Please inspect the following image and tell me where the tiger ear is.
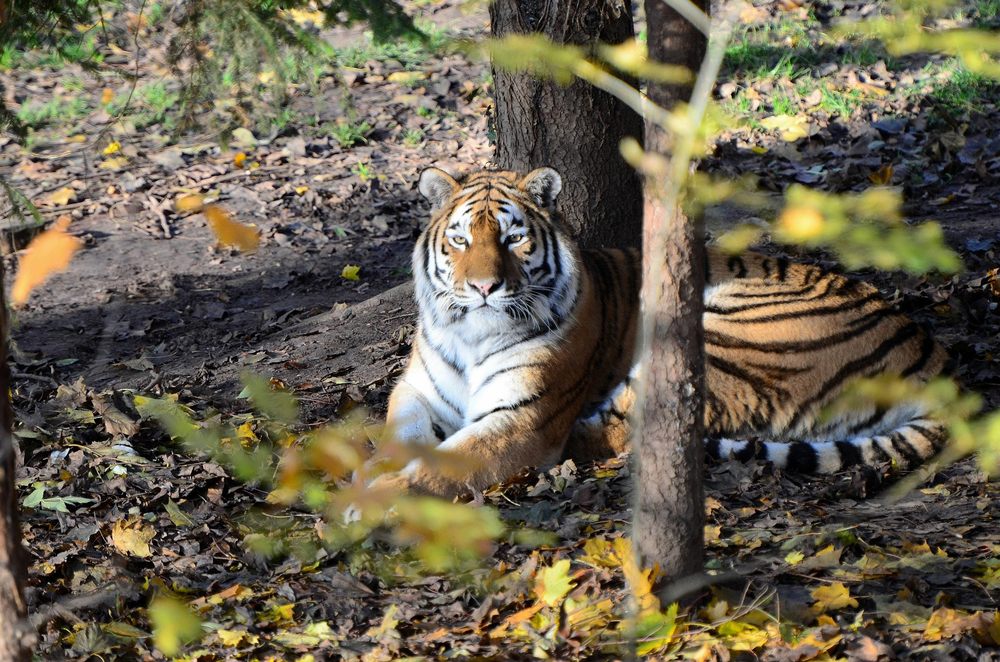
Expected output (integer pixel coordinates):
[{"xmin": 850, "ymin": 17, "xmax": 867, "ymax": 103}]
[
  {"xmin": 418, "ymin": 167, "xmax": 459, "ymax": 211},
  {"xmin": 520, "ymin": 167, "xmax": 562, "ymax": 210}
]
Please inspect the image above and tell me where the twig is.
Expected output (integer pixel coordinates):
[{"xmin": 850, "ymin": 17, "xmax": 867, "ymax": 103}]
[
  {"xmin": 11, "ymin": 371, "xmax": 58, "ymax": 388},
  {"xmin": 25, "ymin": 164, "xmax": 156, "ymax": 201},
  {"xmin": 37, "ymin": 200, "xmax": 97, "ymax": 215},
  {"xmin": 147, "ymin": 193, "xmax": 171, "ymax": 239},
  {"xmin": 173, "ymin": 163, "xmax": 299, "ymax": 191},
  {"xmin": 383, "ymin": 311, "xmax": 417, "ymax": 323}
]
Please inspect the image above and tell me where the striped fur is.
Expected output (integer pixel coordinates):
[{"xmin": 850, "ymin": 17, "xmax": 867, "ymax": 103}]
[{"xmin": 377, "ymin": 167, "xmax": 949, "ymax": 497}]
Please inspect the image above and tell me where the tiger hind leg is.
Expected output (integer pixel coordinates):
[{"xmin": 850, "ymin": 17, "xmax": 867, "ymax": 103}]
[{"xmin": 566, "ymin": 369, "xmax": 638, "ymax": 463}]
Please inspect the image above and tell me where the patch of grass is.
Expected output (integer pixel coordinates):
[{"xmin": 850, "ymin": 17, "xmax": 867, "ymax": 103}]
[
  {"xmin": 268, "ymin": 108, "xmax": 297, "ymax": 134},
  {"xmin": 841, "ymin": 42, "xmax": 882, "ymax": 67},
  {"xmin": 402, "ymin": 128, "xmax": 424, "ymax": 147},
  {"xmin": 724, "ymin": 17, "xmax": 819, "ymax": 79},
  {"xmin": 974, "ymin": 0, "xmax": 1000, "ymax": 24},
  {"xmin": 770, "ymin": 92, "xmax": 797, "ymax": 115},
  {"xmin": 33, "ymin": 34, "xmax": 103, "ymax": 67},
  {"xmin": 17, "ymin": 96, "xmax": 91, "ymax": 128},
  {"xmin": 335, "ymin": 22, "xmax": 451, "ymax": 70},
  {"xmin": 147, "ymin": 2, "xmax": 166, "ymax": 27},
  {"xmin": 352, "ymin": 161, "xmax": 376, "ymax": 182},
  {"xmin": 928, "ymin": 64, "xmax": 999, "ymax": 114},
  {"xmin": 0, "ymin": 46, "xmax": 22, "ymax": 70},
  {"xmin": 62, "ymin": 77, "xmax": 86, "ymax": 93},
  {"xmin": 416, "ymin": 106, "xmax": 437, "ymax": 119},
  {"xmin": 326, "ymin": 120, "xmax": 371, "ymax": 148},
  {"xmin": 107, "ymin": 82, "xmax": 180, "ymax": 129},
  {"xmin": 818, "ymin": 88, "xmax": 861, "ymax": 116}
]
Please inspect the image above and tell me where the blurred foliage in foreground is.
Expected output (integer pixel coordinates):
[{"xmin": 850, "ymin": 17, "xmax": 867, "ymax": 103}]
[{"xmin": 132, "ymin": 375, "xmax": 534, "ymax": 652}]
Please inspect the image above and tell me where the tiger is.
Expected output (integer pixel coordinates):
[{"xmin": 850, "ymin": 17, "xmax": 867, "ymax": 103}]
[{"xmin": 372, "ymin": 166, "xmax": 949, "ymax": 498}]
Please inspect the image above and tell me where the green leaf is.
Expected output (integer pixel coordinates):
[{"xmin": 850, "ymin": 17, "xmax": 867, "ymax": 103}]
[
  {"xmin": 165, "ymin": 500, "xmax": 195, "ymax": 527},
  {"xmin": 22, "ymin": 485, "xmax": 45, "ymax": 508},
  {"xmin": 634, "ymin": 602, "xmax": 679, "ymax": 656},
  {"xmin": 534, "ymin": 559, "xmax": 575, "ymax": 608}
]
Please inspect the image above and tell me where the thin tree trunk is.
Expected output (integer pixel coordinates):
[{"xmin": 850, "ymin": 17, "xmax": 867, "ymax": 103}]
[
  {"xmin": 0, "ymin": 266, "xmax": 30, "ymax": 661},
  {"xmin": 632, "ymin": 0, "xmax": 708, "ymax": 593},
  {"xmin": 489, "ymin": 0, "xmax": 643, "ymax": 249}
]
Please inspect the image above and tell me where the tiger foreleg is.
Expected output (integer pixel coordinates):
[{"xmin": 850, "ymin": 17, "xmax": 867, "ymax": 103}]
[
  {"xmin": 384, "ymin": 380, "xmax": 439, "ymax": 448},
  {"xmin": 387, "ymin": 409, "xmax": 571, "ymax": 498}
]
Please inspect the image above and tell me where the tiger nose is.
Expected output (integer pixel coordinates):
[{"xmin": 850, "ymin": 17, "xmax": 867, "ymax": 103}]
[{"xmin": 467, "ymin": 277, "xmax": 503, "ymax": 297}]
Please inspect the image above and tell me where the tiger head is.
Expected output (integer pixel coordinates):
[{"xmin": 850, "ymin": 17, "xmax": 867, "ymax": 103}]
[{"xmin": 414, "ymin": 167, "xmax": 580, "ymax": 327}]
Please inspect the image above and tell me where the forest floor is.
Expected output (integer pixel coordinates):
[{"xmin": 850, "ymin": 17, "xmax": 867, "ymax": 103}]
[{"xmin": 2, "ymin": 0, "xmax": 1000, "ymax": 659}]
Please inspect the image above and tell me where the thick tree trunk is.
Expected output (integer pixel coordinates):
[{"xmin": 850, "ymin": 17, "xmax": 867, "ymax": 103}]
[
  {"xmin": 632, "ymin": 0, "xmax": 708, "ymax": 591},
  {"xmin": 489, "ymin": 0, "xmax": 643, "ymax": 249},
  {"xmin": 0, "ymin": 269, "xmax": 30, "ymax": 661}
]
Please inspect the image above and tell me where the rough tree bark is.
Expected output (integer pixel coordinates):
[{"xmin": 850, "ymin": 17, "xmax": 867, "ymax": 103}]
[
  {"xmin": 489, "ymin": 0, "xmax": 644, "ymax": 248},
  {"xmin": 0, "ymin": 265, "xmax": 31, "ymax": 661},
  {"xmin": 633, "ymin": 0, "xmax": 709, "ymax": 593}
]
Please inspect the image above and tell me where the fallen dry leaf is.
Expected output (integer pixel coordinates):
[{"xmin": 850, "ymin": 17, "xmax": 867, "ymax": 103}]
[
  {"xmin": 810, "ymin": 582, "xmax": 859, "ymax": 614},
  {"xmin": 111, "ymin": 518, "xmax": 155, "ymax": 558},
  {"xmin": 760, "ymin": 114, "xmax": 810, "ymax": 141},
  {"xmin": 44, "ymin": 187, "xmax": 76, "ymax": 207}
]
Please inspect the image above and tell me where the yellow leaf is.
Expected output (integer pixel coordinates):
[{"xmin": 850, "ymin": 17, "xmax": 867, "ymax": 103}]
[
  {"xmin": 718, "ymin": 620, "xmax": 769, "ymax": 651},
  {"xmin": 216, "ymin": 629, "xmax": 252, "ymax": 646},
  {"xmin": 237, "ymin": 421, "xmax": 257, "ymax": 446},
  {"xmin": 67, "ymin": 134, "xmax": 87, "ymax": 143},
  {"xmin": 99, "ymin": 156, "xmax": 128, "ymax": 169},
  {"xmin": 204, "ymin": 205, "xmax": 259, "ymax": 252},
  {"xmin": 760, "ymin": 114, "xmax": 810, "ymax": 141},
  {"xmin": 264, "ymin": 603, "xmax": 296, "ymax": 626},
  {"xmin": 854, "ymin": 81, "xmax": 889, "ymax": 97},
  {"xmin": 777, "ymin": 206, "xmax": 825, "ymax": 242},
  {"xmin": 295, "ymin": 186, "xmax": 309, "ymax": 195},
  {"xmin": 45, "ymin": 187, "xmax": 76, "ymax": 207},
  {"xmin": 111, "ymin": 518, "xmax": 155, "ymax": 558},
  {"xmin": 11, "ymin": 216, "xmax": 82, "ymax": 306},
  {"xmin": 101, "ymin": 87, "xmax": 114, "ymax": 105},
  {"xmin": 103, "ymin": 140, "xmax": 121, "ymax": 155},
  {"xmin": 810, "ymin": 582, "xmax": 858, "ymax": 615},
  {"xmin": 869, "ymin": 163, "xmax": 894, "ymax": 186},
  {"xmin": 388, "ymin": 71, "xmax": 428, "ymax": 84},
  {"xmin": 286, "ymin": 8, "xmax": 325, "ymax": 26},
  {"xmin": 785, "ymin": 550, "xmax": 805, "ymax": 565},
  {"xmin": 175, "ymin": 194, "xmax": 204, "ymax": 213},
  {"xmin": 341, "ymin": 264, "xmax": 361, "ymax": 281},
  {"xmin": 233, "ymin": 152, "xmax": 247, "ymax": 168},
  {"xmin": 534, "ymin": 559, "xmax": 575, "ymax": 607},
  {"xmin": 579, "ymin": 537, "xmax": 618, "ymax": 568},
  {"xmin": 619, "ymin": 538, "xmax": 660, "ymax": 613}
]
